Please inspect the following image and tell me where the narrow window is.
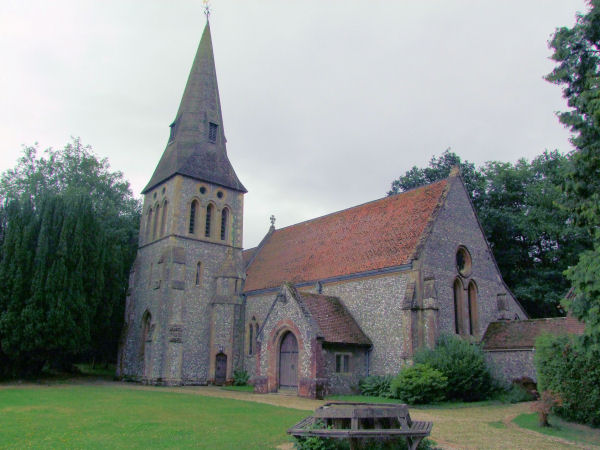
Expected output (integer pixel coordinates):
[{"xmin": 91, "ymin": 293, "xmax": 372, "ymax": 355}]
[
  {"xmin": 153, "ymin": 204, "xmax": 160, "ymax": 240},
  {"xmin": 195, "ymin": 262, "xmax": 202, "ymax": 286},
  {"xmin": 254, "ymin": 323, "xmax": 259, "ymax": 353},
  {"xmin": 205, "ymin": 204, "xmax": 213, "ymax": 237},
  {"xmin": 208, "ymin": 122, "xmax": 218, "ymax": 143},
  {"xmin": 168, "ymin": 121, "xmax": 176, "ymax": 142},
  {"xmin": 453, "ymin": 279, "xmax": 463, "ymax": 335},
  {"xmin": 146, "ymin": 208, "xmax": 153, "ymax": 240},
  {"xmin": 220, "ymin": 208, "xmax": 229, "ymax": 241},
  {"xmin": 335, "ymin": 354, "xmax": 349, "ymax": 373},
  {"xmin": 189, "ymin": 200, "xmax": 198, "ymax": 234},
  {"xmin": 468, "ymin": 281, "xmax": 478, "ymax": 335},
  {"xmin": 248, "ymin": 325, "xmax": 253, "ymax": 355},
  {"xmin": 160, "ymin": 201, "xmax": 168, "ymax": 236}
]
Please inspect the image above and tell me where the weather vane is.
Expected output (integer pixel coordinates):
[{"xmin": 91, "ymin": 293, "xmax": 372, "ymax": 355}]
[
  {"xmin": 203, "ymin": 0, "xmax": 211, "ymax": 20},
  {"xmin": 270, "ymin": 215, "xmax": 276, "ymax": 228}
]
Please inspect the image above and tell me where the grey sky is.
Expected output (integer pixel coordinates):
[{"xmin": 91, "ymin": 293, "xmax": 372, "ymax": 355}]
[{"xmin": 0, "ymin": 0, "xmax": 587, "ymax": 248}]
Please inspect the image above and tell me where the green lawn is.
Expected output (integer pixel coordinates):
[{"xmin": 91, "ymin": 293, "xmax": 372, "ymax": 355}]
[
  {"xmin": 0, "ymin": 386, "xmax": 306, "ymax": 449},
  {"xmin": 221, "ymin": 385, "xmax": 255, "ymax": 392},
  {"xmin": 513, "ymin": 413, "xmax": 600, "ymax": 447}
]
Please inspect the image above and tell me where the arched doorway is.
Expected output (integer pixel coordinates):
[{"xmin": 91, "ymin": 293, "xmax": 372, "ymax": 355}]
[
  {"xmin": 279, "ymin": 332, "xmax": 298, "ymax": 389},
  {"xmin": 214, "ymin": 352, "xmax": 227, "ymax": 385}
]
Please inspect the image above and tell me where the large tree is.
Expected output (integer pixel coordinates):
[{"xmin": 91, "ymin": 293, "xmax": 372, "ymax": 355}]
[
  {"xmin": 546, "ymin": 0, "xmax": 600, "ymax": 344},
  {"xmin": 0, "ymin": 139, "xmax": 140, "ymax": 375},
  {"xmin": 388, "ymin": 150, "xmax": 587, "ymax": 317}
]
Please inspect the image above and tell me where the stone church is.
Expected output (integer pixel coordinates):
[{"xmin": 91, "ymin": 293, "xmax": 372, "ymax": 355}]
[{"xmin": 117, "ymin": 21, "xmax": 527, "ymax": 398}]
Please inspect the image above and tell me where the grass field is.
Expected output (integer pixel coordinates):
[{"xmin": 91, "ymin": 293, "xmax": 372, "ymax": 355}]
[
  {"xmin": 0, "ymin": 385, "xmax": 305, "ymax": 449},
  {"xmin": 1, "ymin": 383, "xmax": 599, "ymax": 449}
]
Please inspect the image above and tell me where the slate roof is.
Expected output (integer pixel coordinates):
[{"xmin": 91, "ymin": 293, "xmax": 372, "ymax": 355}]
[
  {"xmin": 299, "ymin": 292, "xmax": 371, "ymax": 346},
  {"xmin": 143, "ymin": 22, "xmax": 246, "ymax": 194},
  {"xmin": 482, "ymin": 317, "xmax": 585, "ymax": 350},
  {"xmin": 244, "ymin": 179, "xmax": 448, "ymax": 292}
]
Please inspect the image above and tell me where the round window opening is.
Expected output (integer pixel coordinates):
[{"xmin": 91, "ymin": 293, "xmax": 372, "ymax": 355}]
[
  {"xmin": 456, "ymin": 246, "xmax": 472, "ymax": 277},
  {"xmin": 217, "ymin": 191, "xmax": 224, "ymax": 199},
  {"xmin": 199, "ymin": 186, "xmax": 206, "ymax": 194}
]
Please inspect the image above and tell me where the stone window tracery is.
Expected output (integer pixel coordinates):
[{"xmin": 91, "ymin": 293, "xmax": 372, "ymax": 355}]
[{"xmin": 153, "ymin": 204, "xmax": 160, "ymax": 240}]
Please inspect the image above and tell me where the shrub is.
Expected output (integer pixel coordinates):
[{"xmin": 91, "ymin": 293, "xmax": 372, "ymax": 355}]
[
  {"xmin": 535, "ymin": 333, "xmax": 600, "ymax": 426},
  {"xmin": 500, "ymin": 384, "xmax": 536, "ymax": 404},
  {"xmin": 232, "ymin": 369, "xmax": 250, "ymax": 386},
  {"xmin": 414, "ymin": 334, "xmax": 493, "ymax": 401},
  {"xmin": 358, "ymin": 375, "xmax": 393, "ymax": 398},
  {"xmin": 390, "ymin": 364, "xmax": 447, "ymax": 404}
]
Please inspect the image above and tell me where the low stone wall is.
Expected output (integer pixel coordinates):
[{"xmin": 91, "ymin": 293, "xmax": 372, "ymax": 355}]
[{"xmin": 485, "ymin": 349, "xmax": 536, "ymax": 384}]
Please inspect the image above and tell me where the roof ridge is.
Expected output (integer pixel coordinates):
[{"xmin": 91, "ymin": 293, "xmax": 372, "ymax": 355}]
[{"xmin": 271, "ymin": 178, "xmax": 448, "ymax": 235}]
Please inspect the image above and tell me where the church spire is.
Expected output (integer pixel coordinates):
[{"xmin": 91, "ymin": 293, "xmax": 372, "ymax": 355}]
[{"xmin": 143, "ymin": 21, "xmax": 246, "ymax": 194}]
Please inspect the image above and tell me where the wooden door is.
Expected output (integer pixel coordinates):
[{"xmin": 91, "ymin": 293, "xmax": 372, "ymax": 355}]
[
  {"xmin": 279, "ymin": 332, "xmax": 298, "ymax": 388},
  {"xmin": 215, "ymin": 353, "xmax": 227, "ymax": 385}
]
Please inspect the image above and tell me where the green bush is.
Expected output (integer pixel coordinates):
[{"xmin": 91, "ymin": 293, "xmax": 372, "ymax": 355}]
[
  {"xmin": 414, "ymin": 334, "xmax": 493, "ymax": 401},
  {"xmin": 232, "ymin": 370, "xmax": 250, "ymax": 386},
  {"xmin": 390, "ymin": 364, "xmax": 447, "ymax": 404},
  {"xmin": 535, "ymin": 333, "xmax": 600, "ymax": 426},
  {"xmin": 500, "ymin": 384, "xmax": 536, "ymax": 404},
  {"xmin": 358, "ymin": 375, "xmax": 393, "ymax": 398}
]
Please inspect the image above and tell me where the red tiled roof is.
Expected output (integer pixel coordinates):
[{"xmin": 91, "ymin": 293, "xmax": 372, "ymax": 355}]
[
  {"xmin": 244, "ymin": 180, "xmax": 448, "ymax": 292},
  {"xmin": 299, "ymin": 292, "xmax": 371, "ymax": 346},
  {"xmin": 243, "ymin": 247, "xmax": 257, "ymax": 268},
  {"xmin": 482, "ymin": 317, "xmax": 585, "ymax": 350}
]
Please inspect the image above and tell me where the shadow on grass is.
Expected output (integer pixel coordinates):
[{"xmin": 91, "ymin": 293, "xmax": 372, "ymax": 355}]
[{"xmin": 513, "ymin": 413, "xmax": 600, "ymax": 447}]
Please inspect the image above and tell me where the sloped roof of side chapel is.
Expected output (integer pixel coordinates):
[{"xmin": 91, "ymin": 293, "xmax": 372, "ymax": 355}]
[
  {"xmin": 143, "ymin": 21, "xmax": 246, "ymax": 194},
  {"xmin": 244, "ymin": 178, "xmax": 450, "ymax": 293}
]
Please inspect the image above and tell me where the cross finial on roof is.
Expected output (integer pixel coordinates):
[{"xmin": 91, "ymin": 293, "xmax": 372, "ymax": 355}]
[
  {"xmin": 203, "ymin": 0, "xmax": 211, "ymax": 21},
  {"xmin": 270, "ymin": 215, "xmax": 276, "ymax": 229}
]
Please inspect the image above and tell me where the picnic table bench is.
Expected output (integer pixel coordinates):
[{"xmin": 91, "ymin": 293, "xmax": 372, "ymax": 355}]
[{"xmin": 288, "ymin": 402, "xmax": 433, "ymax": 450}]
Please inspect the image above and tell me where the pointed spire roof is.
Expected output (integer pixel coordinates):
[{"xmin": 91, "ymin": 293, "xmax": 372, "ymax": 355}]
[{"xmin": 143, "ymin": 21, "xmax": 246, "ymax": 194}]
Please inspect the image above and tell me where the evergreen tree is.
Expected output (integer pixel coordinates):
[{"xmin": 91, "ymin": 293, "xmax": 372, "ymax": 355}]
[
  {"xmin": 0, "ymin": 139, "xmax": 140, "ymax": 376},
  {"xmin": 546, "ymin": 0, "xmax": 600, "ymax": 344}
]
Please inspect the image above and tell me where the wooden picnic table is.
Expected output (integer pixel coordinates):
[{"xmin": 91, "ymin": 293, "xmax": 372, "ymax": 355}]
[{"xmin": 288, "ymin": 402, "xmax": 433, "ymax": 450}]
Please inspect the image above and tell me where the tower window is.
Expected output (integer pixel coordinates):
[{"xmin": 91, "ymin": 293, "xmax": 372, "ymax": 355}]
[
  {"xmin": 195, "ymin": 262, "xmax": 202, "ymax": 286},
  {"xmin": 205, "ymin": 204, "xmax": 213, "ymax": 237},
  {"xmin": 208, "ymin": 122, "xmax": 218, "ymax": 143},
  {"xmin": 168, "ymin": 121, "xmax": 177, "ymax": 143},
  {"xmin": 189, "ymin": 200, "xmax": 198, "ymax": 234},
  {"xmin": 160, "ymin": 200, "xmax": 168, "ymax": 236},
  {"xmin": 220, "ymin": 208, "xmax": 229, "ymax": 241}
]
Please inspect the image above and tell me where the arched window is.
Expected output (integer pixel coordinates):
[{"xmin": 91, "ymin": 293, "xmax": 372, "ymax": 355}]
[
  {"xmin": 468, "ymin": 281, "xmax": 478, "ymax": 335},
  {"xmin": 453, "ymin": 278, "xmax": 463, "ymax": 335},
  {"xmin": 254, "ymin": 323, "xmax": 259, "ymax": 353},
  {"xmin": 142, "ymin": 310, "xmax": 152, "ymax": 342},
  {"xmin": 205, "ymin": 204, "xmax": 213, "ymax": 237},
  {"xmin": 160, "ymin": 200, "xmax": 168, "ymax": 236},
  {"xmin": 146, "ymin": 208, "xmax": 153, "ymax": 240},
  {"xmin": 189, "ymin": 200, "xmax": 198, "ymax": 234},
  {"xmin": 153, "ymin": 204, "xmax": 160, "ymax": 240},
  {"xmin": 248, "ymin": 323, "xmax": 254, "ymax": 355},
  {"xmin": 195, "ymin": 262, "xmax": 202, "ymax": 286},
  {"xmin": 220, "ymin": 207, "xmax": 229, "ymax": 241}
]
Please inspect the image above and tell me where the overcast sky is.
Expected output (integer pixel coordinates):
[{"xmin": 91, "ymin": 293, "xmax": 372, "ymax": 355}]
[{"xmin": 0, "ymin": 0, "xmax": 588, "ymax": 247}]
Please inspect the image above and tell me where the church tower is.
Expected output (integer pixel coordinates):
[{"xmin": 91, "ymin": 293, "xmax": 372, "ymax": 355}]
[{"xmin": 118, "ymin": 20, "xmax": 246, "ymax": 385}]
